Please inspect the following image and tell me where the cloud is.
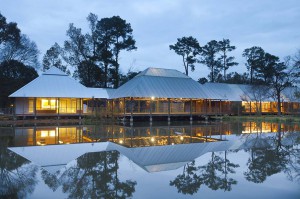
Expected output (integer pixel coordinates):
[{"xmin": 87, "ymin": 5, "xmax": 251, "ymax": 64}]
[{"xmin": 0, "ymin": 0, "xmax": 299, "ymax": 79}]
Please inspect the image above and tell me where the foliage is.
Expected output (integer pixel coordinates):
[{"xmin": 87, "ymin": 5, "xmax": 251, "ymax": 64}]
[
  {"xmin": 41, "ymin": 150, "xmax": 137, "ymax": 199},
  {"xmin": 42, "ymin": 42, "xmax": 69, "ymax": 74},
  {"xmin": 0, "ymin": 12, "xmax": 20, "ymax": 44},
  {"xmin": 0, "ymin": 34, "xmax": 40, "ymax": 69},
  {"xmin": 100, "ymin": 16, "xmax": 137, "ymax": 88},
  {"xmin": 169, "ymin": 36, "xmax": 201, "ymax": 76},
  {"xmin": 242, "ymin": 46, "xmax": 265, "ymax": 83},
  {"xmin": 61, "ymin": 13, "xmax": 136, "ymax": 88},
  {"xmin": 119, "ymin": 70, "xmax": 140, "ymax": 86},
  {"xmin": 0, "ymin": 136, "xmax": 38, "ymax": 198},
  {"xmin": 199, "ymin": 40, "xmax": 222, "ymax": 82},
  {"xmin": 198, "ymin": 77, "xmax": 208, "ymax": 84},
  {"xmin": 0, "ymin": 60, "xmax": 38, "ymax": 107},
  {"xmin": 170, "ymin": 151, "xmax": 239, "ymax": 195},
  {"xmin": 73, "ymin": 60, "xmax": 103, "ymax": 87},
  {"xmin": 221, "ymin": 72, "xmax": 249, "ymax": 84},
  {"xmin": 218, "ymin": 39, "xmax": 238, "ymax": 79}
]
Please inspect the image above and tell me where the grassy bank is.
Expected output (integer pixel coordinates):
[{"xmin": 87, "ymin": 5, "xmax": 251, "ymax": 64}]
[{"xmin": 223, "ymin": 115, "xmax": 300, "ymax": 123}]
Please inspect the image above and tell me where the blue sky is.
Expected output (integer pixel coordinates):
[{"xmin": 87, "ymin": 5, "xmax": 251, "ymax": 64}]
[{"xmin": 1, "ymin": 0, "xmax": 299, "ymax": 80}]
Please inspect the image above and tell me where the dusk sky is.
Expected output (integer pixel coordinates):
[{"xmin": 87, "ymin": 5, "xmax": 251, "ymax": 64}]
[{"xmin": 1, "ymin": 0, "xmax": 299, "ymax": 80}]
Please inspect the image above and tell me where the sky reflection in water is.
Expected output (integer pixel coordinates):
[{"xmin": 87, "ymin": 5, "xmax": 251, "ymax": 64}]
[{"xmin": 0, "ymin": 121, "xmax": 299, "ymax": 199}]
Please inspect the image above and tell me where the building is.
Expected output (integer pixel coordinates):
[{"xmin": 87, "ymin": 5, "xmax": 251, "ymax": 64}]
[
  {"xmin": 9, "ymin": 67, "xmax": 109, "ymax": 118},
  {"xmin": 8, "ymin": 67, "xmax": 300, "ymax": 119}
]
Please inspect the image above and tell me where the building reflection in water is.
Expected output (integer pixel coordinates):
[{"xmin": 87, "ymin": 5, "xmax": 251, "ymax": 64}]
[{"xmin": 10, "ymin": 121, "xmax": 300, "ymax": 147}]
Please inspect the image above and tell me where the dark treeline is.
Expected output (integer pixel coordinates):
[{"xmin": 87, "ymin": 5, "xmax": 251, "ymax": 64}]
[{"xmin": 0, "ymin": 12, "xmax": 299, "ymax": 113}]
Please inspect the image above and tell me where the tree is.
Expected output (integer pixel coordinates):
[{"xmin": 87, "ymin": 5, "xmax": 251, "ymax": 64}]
[
  {"xmin": 42, "ymin": 151, "xmax": 137, "ymax": 199},
  {"xmin": 256, "ymin": 53, "xmax": 280, "ymax": 84},
  {"xmin": 198, "ymin": 77, "xmax": 208, "ymax": 84},
  {"xmin": 74, "ymin": 60, "xmax": 102, "ymax": 87},
  {"xmin": 218, "ymin": 39, "xmax": 238, "ymax": 80},
  {"xmin": 199, "ymin": 40, "xmax": 221, "ymax": 82},
  {"xmin": 169, "ymin": 36, "xmax": 201, "ymax": 76},
  {"xmin": 42, "ymin": 42, "xmax": 69, "ymax": 74},
  {"xmin": 94, "ymin": 16, "xmax": 116, "ymax": 88},
  {"xmin": 267, "ymin": 57, "xmax": 298, "ymax": 115},
  {"xmin": 62, "ymin": 14, "xmax": 136, "ymax": 88},
  {"xmin": 0, "ymin": 34, "xmax": 40, "ymax": 68},
  {"xmin": 0, "ymin": 12, "xmax": 20, "ymax": 44},
  {"xmin": 242, "ymin": 46, "xmax": 265, "ymax": 83},
  {"xmin": 0, "ymin": 136, "xmax": 38, "ymax": 198},
  {"xmin": 63, "ymin": 23, "xmax": 92, "ymax": 70},
  {"xmin": 170, "ymin": 161, "xmax": 202, "ymax": 195},
  {"xmin": 222, "ymin": 72, "xmax": 249, "ymax": 84},
  {"xmin": 0, "ymin": 60, "xmax": 38, "ymax": 107},
  {"xmin": 102, "ymin": 16, "xmax": 137, "ymax": 88},
  {"xmin": 245, "ymin": 85, "xmax": 271, "ymax": 115}
]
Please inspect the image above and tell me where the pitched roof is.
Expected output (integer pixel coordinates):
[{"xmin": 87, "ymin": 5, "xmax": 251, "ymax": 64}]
[
  {"xmin": 203, "ymin": 83, "xmax": 300, "ymax": 102},
  {"xmin": 110, "ymin": 68, "xmax": 225, "ymax": 99},
  {"xmin": 9, "ymin": 67, "xmax": 109, "ymax": 98}
]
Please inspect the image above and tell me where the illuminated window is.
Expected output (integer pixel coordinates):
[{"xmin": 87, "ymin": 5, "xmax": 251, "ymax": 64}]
[
  {"xmin": 40, "ymin": 130, "xmax": 56, "ymax": 137},
  {"xmin": 41, "ymin": 99, "xmax": 56, "ymax": 110}
]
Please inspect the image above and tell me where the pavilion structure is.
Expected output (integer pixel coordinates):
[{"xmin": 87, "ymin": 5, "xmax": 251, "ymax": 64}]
[{"xmin": 8, "ymin": 67, "xmax": 300, "ymax": 120}]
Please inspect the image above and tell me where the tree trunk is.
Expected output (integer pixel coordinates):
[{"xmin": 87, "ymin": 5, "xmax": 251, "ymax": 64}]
[{"xmin": 277, "ymin": 92, "xmax": 281, "ymax": 116}]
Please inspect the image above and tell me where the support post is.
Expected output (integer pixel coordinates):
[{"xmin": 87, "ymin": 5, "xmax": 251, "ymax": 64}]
[
  {"xmin": 130, "ymin": 97, "xmax": 133, "ymax": 124},
  {"xmin": 123, "ymin": 97, "xmax": 126, "ymax": 118},
  {"xmin": 190, "ymin": 99, "xmax": 193, "ymax": 123},
  {"xmin": 150, "ymin": 98, "xmax": 153, "ymax": 123},
  {"xmin": 219, "ymin": 100, "xmax": 222, "ymax": 115},
  {"xmin": 79, "ymin": 98, "xmax": 82, "ymax": 120},
  {"xmin": 34, "ymin": 98, "xmax": 37, "ymax": 120},
  {"xmin": 168, "ymin": 98, "xmax": 171, "ymax": 124}
]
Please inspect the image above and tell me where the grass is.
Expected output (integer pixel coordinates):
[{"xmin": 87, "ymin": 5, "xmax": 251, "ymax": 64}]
[{"xmin": 223, "ymin": 115, "xmax": 300, "ymax": 124}]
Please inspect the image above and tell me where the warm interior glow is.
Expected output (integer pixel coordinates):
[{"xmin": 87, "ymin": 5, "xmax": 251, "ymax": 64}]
[
  {"xmin": 41, "ymin": 99, "xmax": 56, "ymax": 109},
  {"xmin": 40, "ymin": 130, "xmax": 56, "ymax": 137}
]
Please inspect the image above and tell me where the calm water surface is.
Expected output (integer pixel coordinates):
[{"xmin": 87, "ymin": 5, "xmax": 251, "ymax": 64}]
[{"xmin": 0, "ymin": 121, "xmax": 299, "ymax": 199}]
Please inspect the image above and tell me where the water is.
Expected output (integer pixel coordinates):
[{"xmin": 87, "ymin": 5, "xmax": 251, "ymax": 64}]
[{"xmin": 0, "ymin": 121, "xmax": 299, "ymax": 199}]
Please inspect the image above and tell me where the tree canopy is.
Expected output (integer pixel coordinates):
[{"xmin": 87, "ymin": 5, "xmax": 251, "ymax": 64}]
[
  {"xmin": 0, "ymin": 60, "xmax": 38, "ymax": 107},
  {"xmin": 62, "ymin": 13, "xmax": 136, "ymax": 88},
  {"xmin": 169, "ymin": 36, "xmax": 201, "ymax": 76}
]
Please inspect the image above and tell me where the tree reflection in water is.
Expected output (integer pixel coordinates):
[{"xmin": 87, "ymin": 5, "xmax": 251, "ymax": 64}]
[
  {"xmin": 170, "ymin": 151, "xmax": 239, "ymax": 195},
  {"xmin": 42, "ymin": 150, "xmax": 137, "ymax": 199},
  {"xmin": 244, "ymin": 130, "xmax": 300, "ymax": 184},
  {"xmin": 0, "ymin": 136, "xmax": 38, "ymax": 199}
]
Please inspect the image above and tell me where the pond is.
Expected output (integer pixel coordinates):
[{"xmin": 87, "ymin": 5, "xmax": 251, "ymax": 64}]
[{"xmin": 0, "ymin": 121, "xmax": 299, "ymax": 199}]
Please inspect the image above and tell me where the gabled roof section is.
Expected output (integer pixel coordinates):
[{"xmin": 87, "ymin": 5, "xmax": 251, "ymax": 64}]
[
  {"xmin": 203, "ymin": 83, "xmax": 247, "ymax": 101},
  {"xmin": 9, "ymin": 67, "xmax": 98, "ymax": 98},
  {"xmin": 136, "ymin": 67, "xmax": 189, "ymax": 79},
  {"xmin": 111, "ymin": 67, "xmax": 225, "ymax": 99}
]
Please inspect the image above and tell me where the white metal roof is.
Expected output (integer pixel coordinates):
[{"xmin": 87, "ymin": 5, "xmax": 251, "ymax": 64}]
[
  {"xmin": 136, "ymin": 67, "xmax": 190, "ymax": 78},
  {"xmin": 203, "ymin": 83, "xmax": 299, "ymax": 102},
  {"xmin": 110, "ymin": 68, "xmax": 225, "ymax": 99},
  {"xmin": 9, "ymin": 67, "xmax": 110, "ymax": 99}
]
